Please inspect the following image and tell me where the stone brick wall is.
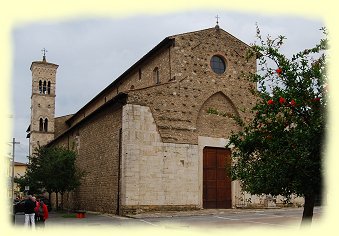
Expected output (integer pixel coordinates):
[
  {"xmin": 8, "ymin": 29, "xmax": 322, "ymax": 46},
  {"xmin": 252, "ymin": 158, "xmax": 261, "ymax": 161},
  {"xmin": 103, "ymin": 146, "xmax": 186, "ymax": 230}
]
[
  {"xmin": 119, "ymin": 47, "xmax": 172, "ymax": 91},
  {"xmin": 30, "ymin": 95, "xmax": 55, "ymax": 133},
  {"xmin": 30, "ymin": 61, "xmax": 58, "ymax": 95},
  {"xmin": 53, "ymin": 104, "xmax": 122, "ymax": 214},
  {"xmin": 127, "ymin": 27, "xmax": 256, "ymax": 144},
  {"xmin": 30, "ymin": 132, "xmax": 54, "ymax": 153},
  {"xmin": 67, "ymin": 27, "xmax": 257, "ymax": 136},
  {"xmin": 54, "ymin": 114, "xmax": 73, "ymax": 138},
  {"xmin": 67, "ymin": 93, "xmax": 109, "ymax": 128}
]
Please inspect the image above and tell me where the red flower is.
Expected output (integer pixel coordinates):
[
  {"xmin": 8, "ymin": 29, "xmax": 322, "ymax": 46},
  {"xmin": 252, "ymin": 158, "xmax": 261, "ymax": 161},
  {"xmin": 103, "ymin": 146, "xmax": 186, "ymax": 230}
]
[
  {"xmin": 289, "ymin": 99, "xmax": 296, "ymax": 107},
  {"xmin": 313, "ymin": 97, "xmax": 320, "ymax": 102},
  {"xmin": 267, "ymin": 99, "xmax": 274, "ymax": 105},
  {"xmin": 276, "ymin": 68, "xmax": 282, "ymax": 75},
  {"xmin": 279, "ymin": 97, "xmax": 286, "ymax": 104}
]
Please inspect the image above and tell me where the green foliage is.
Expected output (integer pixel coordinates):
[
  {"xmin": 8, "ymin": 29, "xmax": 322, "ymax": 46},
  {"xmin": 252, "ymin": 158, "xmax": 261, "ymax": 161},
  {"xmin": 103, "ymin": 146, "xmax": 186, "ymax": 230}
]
[
  {"xmin": 14, "ymin": 174, "xmax": 42, "ymax": 194},
  {"xmin": 228, "ymin": 26, "xmax": 327, "ymax": 200},
  {"xmin": 25, "ymin": 146, "xmax": 85, "ymax": 195}
]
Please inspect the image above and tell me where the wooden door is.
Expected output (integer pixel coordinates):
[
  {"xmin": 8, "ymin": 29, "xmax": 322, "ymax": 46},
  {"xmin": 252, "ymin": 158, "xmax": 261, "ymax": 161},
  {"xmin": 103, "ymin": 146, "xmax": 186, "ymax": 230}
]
[{"xmin": 203, "ymin": 147, "xmax": 231, "ymax": 208}]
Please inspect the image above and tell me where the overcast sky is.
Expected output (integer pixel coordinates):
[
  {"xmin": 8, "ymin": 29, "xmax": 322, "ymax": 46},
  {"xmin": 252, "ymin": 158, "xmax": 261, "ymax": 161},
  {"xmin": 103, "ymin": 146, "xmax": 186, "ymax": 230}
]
[{"xmin": 11, "ymin": 10, "xmax": 324, "ymax": 163}]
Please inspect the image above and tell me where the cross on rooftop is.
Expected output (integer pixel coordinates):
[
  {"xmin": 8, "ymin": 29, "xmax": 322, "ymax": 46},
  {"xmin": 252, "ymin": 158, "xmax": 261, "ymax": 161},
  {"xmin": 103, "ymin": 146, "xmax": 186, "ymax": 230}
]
[
  {"xmin": 41, "ymin": 48, "xmax": 48, "ymax": 62},
  {"xmin": 215, "ymin": 15, "xmax": 220, "ymax": 26},
  {"xmin": 41, "ymin": 48, "xmax": 48, "ymax": 57}
]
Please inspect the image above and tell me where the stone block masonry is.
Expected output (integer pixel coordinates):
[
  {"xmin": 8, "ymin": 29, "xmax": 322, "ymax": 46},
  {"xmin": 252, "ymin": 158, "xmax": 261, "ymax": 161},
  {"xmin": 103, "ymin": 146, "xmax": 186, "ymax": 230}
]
[
  {"xmin": 53, "ymin": 104, "xmax": 122, "ymax": 214},
  {"xmin": 121, "ymin": 104, "xmax": 200, "ymax": 214}
]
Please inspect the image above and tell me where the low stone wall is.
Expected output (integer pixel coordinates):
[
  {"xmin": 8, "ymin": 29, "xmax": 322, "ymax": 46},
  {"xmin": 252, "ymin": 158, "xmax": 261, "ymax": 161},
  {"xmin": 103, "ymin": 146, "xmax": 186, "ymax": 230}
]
[{"xmin": 121, "ymin": 205, "xmax": 200, "ymax": 215}]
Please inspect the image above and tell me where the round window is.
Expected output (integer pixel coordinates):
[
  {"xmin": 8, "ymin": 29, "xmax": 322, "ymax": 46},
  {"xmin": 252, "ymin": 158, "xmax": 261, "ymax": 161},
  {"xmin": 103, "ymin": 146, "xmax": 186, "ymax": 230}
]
[{"xmin": 210, "ymin": 55, "xmax": 226, "ymax": 74}]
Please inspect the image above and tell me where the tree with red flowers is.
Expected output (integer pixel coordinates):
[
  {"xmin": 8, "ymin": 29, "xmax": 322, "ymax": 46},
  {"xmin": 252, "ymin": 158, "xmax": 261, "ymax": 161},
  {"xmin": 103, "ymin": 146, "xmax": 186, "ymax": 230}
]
[{"xmin": 227, "ymin": 26, "xmax": 328, "ymax": 226}]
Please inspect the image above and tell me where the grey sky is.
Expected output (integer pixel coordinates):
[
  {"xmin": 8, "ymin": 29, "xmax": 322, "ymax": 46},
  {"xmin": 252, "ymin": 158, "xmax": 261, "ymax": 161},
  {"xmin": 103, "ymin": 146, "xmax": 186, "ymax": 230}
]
[{"xmin": 11, "ymin": 10, "xmax": 324, "ymax": 163}]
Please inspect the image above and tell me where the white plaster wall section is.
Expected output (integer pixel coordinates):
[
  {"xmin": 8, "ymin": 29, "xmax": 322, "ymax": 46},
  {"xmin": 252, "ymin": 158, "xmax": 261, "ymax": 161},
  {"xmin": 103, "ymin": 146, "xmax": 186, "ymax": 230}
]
[
  {"xmin": 121, "ymin": 104, "xmax": 140, "ymax": 205},
  {"xmin": 121, "ymin": 104, "xmax": 200, "ymax": 207},
  {"xmin": 161, "ymin": 143, "xmax": 199, "ymax": 205}
]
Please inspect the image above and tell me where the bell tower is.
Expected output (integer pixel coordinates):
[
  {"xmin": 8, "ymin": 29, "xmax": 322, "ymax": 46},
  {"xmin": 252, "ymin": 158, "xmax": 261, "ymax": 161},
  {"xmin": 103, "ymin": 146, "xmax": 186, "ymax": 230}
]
[{"xmin": 27, "ymin": 49, "xmax": 59, "ymax": 155}]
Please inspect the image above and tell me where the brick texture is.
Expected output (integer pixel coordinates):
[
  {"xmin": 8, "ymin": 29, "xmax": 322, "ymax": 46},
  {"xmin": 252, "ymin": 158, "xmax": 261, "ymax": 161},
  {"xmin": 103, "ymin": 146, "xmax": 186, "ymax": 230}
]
[{"xmin": 53, "ymin": 104, "xmax": 122, "ymax": 214}]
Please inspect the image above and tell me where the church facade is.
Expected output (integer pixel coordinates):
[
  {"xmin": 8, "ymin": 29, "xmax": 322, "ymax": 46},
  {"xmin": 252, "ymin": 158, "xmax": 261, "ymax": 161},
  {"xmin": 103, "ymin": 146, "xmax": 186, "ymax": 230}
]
[{"xmin": 27, "ymin": 25, "xmax": 303, "ymax": 215}]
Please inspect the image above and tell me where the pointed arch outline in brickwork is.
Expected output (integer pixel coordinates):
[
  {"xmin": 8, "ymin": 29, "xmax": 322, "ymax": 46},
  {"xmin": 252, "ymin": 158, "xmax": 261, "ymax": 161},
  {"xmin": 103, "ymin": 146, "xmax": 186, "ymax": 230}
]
[{"xmin": 196, "ymin": 91, "xmax": 240, "ymax": 138}]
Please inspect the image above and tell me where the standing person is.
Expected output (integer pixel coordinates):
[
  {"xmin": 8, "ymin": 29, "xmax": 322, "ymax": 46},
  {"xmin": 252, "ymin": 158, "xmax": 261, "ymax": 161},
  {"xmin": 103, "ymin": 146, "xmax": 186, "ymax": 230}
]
[
  {"xmin": 24, "ymin": 195, "xmax": 36, "ymax": 229},
  {"xmin": 34, "ymin": 198, "xmax": 48, "ymax": 228}
]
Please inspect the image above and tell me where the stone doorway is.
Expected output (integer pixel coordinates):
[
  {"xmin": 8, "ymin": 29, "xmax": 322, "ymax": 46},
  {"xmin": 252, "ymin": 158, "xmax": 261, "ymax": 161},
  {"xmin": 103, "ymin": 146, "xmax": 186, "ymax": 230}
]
[{"xmin": 203, "ymin": 147, "xmax": 232, "ymax": 208}]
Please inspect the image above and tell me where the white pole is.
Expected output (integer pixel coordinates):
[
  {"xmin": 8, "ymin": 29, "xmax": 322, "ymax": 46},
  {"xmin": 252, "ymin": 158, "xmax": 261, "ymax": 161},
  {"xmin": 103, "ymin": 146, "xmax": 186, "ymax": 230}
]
[{"xmin": 11, "ymin": 138, "xmax": 20, "ymax": 201}]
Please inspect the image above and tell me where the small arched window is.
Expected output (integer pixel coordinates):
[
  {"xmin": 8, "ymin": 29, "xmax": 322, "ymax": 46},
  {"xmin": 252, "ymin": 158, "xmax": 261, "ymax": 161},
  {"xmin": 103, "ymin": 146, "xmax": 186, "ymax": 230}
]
[
  {"xmin": 39, "ymin": 80, "xmax": 42, "ymax": 94},
  {"xmin": 43, "ymin": 81, "xmax": 47, "ymax": 94},
  {"xmin": 39, "ymin": 118, "xmax": 44, "ymax": 132},
  {"xmin": 153, "ymin": 67, "xmax": 160, "ymax": 84},
  {"xmin": 47, "ymin": 81, "xmax": 51, "ymax": 94},
  {"xmin": 44, "ymin": 118, "xmax": 48, "ymax": 132}
]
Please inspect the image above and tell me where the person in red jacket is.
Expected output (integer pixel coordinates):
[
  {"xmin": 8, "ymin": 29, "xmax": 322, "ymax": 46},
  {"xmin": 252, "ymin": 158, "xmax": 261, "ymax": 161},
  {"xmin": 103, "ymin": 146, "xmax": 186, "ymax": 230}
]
[{"xmin": 34, "ymin": 198, "xmax": 49, "ymax": 227}]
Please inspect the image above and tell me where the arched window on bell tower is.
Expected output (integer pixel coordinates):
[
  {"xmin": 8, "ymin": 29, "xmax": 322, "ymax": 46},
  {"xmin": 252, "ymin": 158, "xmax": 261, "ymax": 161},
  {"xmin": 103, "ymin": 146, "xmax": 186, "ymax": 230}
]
[
  {"xmin": 39, "ymin": 118, "xmax": 44, "ymax": 132},
  {"xmin": 39, "ymin": 80, "xmax": 42, "ymax": 94},
  {"xmin": 43, "ymin": 81, "xmax": 47, "ymax": 94},
  {"xmin": 44, "ymin": 118, "xmax": 48, "ymax": 132},
  {"xmin": 47, "ymin": 81, "xmax": 51, "ymax": 94}
]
